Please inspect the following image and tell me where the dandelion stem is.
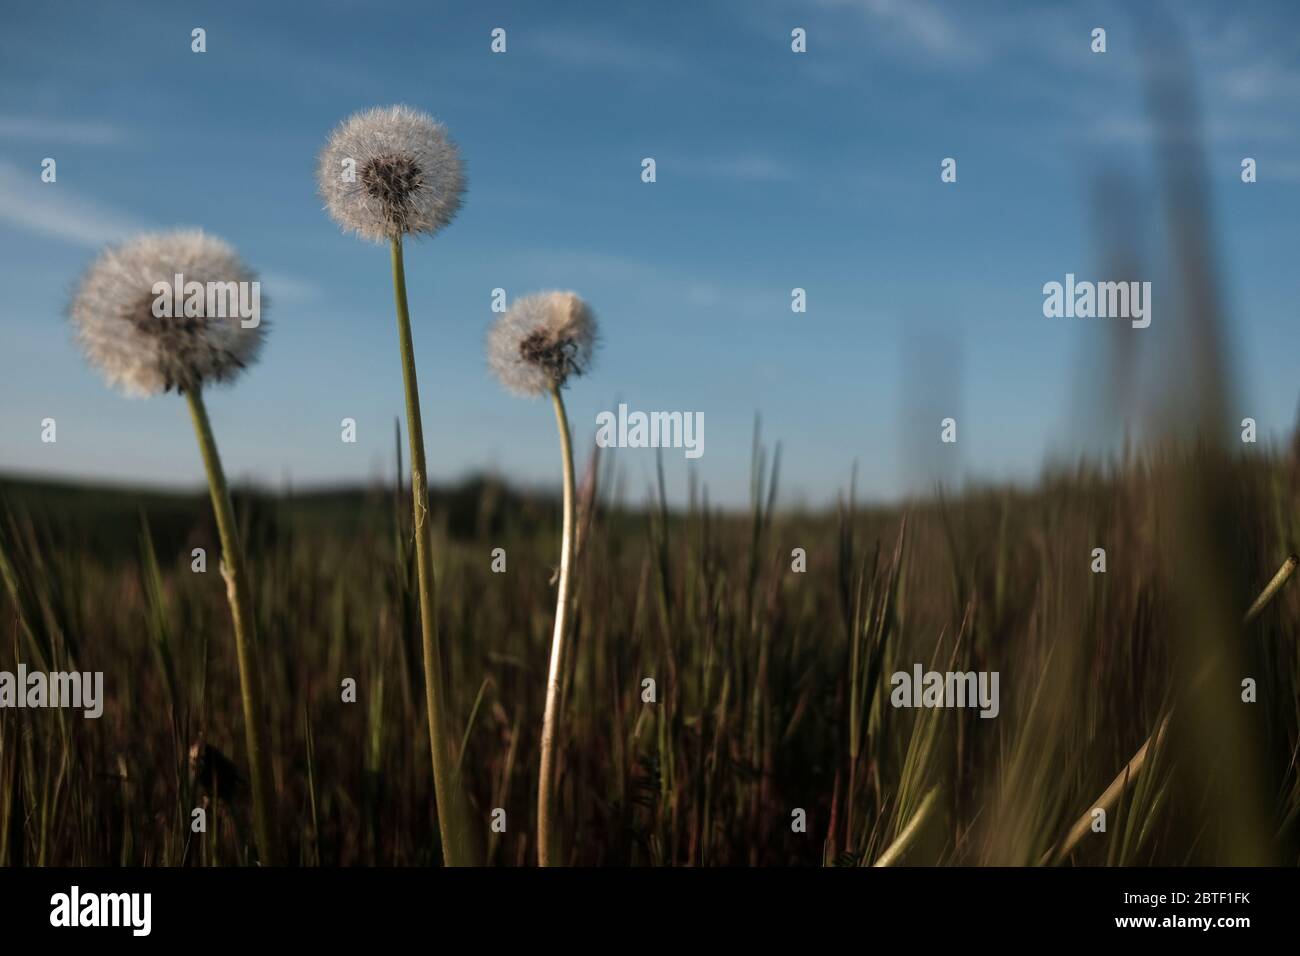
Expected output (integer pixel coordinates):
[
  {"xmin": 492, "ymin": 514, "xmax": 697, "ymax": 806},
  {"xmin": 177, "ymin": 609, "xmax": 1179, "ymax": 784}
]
[
  {"xmin": 389, "ymin": 235, "xmax": 479, "ymax": 867},
  {"xmin": 538, "ymin": 383, "xmax": 577, "ymax": 866},
  {"xmin": 184, "ymin": 387, "xmax": 279, "ymax": 866}
]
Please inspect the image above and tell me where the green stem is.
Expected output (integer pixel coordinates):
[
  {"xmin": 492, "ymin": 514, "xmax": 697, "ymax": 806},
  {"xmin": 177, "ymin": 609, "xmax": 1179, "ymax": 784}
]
[
  {"xmin": 873, "ymin": 786, "xmax": 939, "ymax": 867},
  {"xmin": 389, "ymin": 236, "xmax": 479, "ymax": 867},
  {"xmin": 184, "ymin": 387, "xmax": 279, "ymax": 866},
  {"xmin": 537, "ymin": 383, "xmax": 577, "ymax": 866}
]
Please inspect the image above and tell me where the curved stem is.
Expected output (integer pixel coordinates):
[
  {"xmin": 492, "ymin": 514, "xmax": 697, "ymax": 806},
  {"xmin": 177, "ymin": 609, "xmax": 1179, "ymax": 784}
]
[
  {"xmin": 537, "ymin": 383, "xmax": 577, "ymax": 866},
  {"xmin": 185, "ymin": 387, "xmax": 279, "ymax": 866},
  {"xmin": 389, "ymin": 236, "xmax": 479, "ymax": 867},
  {"xmin": 873, "ymin": 786, "xmax": 939, "ymax": 867}
]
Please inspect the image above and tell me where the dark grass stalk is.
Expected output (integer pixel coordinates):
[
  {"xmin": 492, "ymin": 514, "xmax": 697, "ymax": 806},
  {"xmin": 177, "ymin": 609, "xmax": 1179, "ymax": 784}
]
[
  {"xmin": 184, "ymin": 387, "xmax": 279, "ymax": 866},
  {"xmin": 137, "ymin": 518, "xmax": 190, "ymax": 858},
  {"xmin": 0, "ymin": 711, "xmax": 17, "ymax": 864},
  {"xmin": 304, "ymin": 705, "xmax": 321, "ymax": 866},
  {"xmin": 388, "ymin": 236, "xmax": 479, "ymax": 867}
]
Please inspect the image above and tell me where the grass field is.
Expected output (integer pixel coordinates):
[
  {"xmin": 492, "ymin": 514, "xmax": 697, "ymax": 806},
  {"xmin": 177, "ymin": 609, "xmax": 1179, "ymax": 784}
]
[{"xmin": 2, "ymin": 432, "xmax": 1299, "ymax": 866}]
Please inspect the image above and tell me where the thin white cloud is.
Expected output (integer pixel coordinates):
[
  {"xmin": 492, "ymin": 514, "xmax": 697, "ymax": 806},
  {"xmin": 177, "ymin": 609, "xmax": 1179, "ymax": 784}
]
[
  {"xmin": 1219, "ymin": 60, "xmax": 1300, "ymax": 104},
  {"xmin": 0, "ymin": 116, "xmax": 122, "ymax": 145},
  {"xmin": 815, "ymin": 0, "xmax": 968, "ymax": 61},
  {"xmin": 683, "ymin": 280, "xmax": 780, "ymax": 318},
  {"xmin": 510, "ymin": 246, "xmax": 779, "ymax": 319},
  {"xmin": 0, "ymin": 160, "xmax": 142, "ymax": 246},
  {"xmin": 261, "ymin": 271, "xmax": 321, "ymax": 303},
  {"xmin": 674, "ymin": 153, "xmax": 796, "ymax": 183},
  {"xmin": 1075, "ymin": 114, "xmax": 1298, "ymax": 147},
  {"xmin": 511, "ymin": 247, "xmax": 660, "ymax": 283},
  {"xmin": 531, "ymin": 27, "xmax": 684, "ymax": 74},
  {"xmin": 0, "ymin": 161, "xmax": 321, "ymax": 296}
]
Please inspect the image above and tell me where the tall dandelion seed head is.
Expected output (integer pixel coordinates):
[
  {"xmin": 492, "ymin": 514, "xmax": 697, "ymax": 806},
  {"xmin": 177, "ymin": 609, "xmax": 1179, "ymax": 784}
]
[
  {"xmin": 69, "ymin": 230, "xmax": 266, "ymax": 397},
  {"xmin": 488, "ymin": 291, "xmax": 597, "ymax": 397},
  {"xmin": 317, "ymin": 105, "xmax": 466, "ymax": 242}
]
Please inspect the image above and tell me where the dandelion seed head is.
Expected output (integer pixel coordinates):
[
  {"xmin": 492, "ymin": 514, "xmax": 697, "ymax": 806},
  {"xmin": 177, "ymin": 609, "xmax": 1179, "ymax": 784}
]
[
  {"xmin": 69, "ymin": 230, "xmax": 266, "ymax": 397},
  {"xmin": 317, "ymin": 105, "xmax": 465, "ymax": 242},
  {"xmin": 488, "ymin": 291, "xmax": 597, "ymax": 397}
]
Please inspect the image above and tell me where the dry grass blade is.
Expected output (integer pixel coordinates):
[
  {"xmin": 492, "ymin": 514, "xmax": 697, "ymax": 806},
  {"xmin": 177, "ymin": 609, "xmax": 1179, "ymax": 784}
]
[
  {"xmin": 1045, "ymin": 552, "xmax": 1298, "ymax": 865},
  {"xmin": 874, "ymin": 786, "xmax": 940, "ymax": 867}
]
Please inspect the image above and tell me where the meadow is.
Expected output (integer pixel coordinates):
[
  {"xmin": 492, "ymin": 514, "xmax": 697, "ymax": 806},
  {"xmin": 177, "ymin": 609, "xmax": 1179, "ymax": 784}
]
[{"xmin": 3, "ymin": 431, "xmax": 1298, "ymax": 867}]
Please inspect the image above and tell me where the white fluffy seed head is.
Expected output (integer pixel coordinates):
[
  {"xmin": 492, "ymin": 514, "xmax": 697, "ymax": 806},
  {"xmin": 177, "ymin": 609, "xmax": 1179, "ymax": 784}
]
[
  {"xmin": 317, "ymin": 105, "xmax": 466, "ymax": 243},
  {"xmin": 488, "ymin": 291, "xmax": 598, "ymax": 397},
  {"xmin": 69, "ymin": 230, "xmax": 267, "ymax": 397}
]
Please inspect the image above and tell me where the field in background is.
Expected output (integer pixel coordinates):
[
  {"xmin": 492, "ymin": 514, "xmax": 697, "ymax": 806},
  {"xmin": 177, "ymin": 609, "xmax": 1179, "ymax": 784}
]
[{"xmin": 2, "ymin": 435, "xmax": 1300, "ymax": 866}]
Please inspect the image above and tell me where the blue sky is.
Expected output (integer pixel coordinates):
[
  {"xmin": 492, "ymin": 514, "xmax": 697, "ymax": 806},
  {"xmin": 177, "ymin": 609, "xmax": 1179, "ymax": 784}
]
[{"xmin": 1, "ymin": 0, "xmax": 1297, "ymax": 507}]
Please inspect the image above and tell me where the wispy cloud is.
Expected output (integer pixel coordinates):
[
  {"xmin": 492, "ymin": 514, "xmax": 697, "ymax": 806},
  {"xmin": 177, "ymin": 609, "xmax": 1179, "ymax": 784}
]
[
  {"xmin": 1074, "ymin": 113, "xmax": 1298, "ymax": 147},
  {"xmin": 0, "ymin": 162, "xmax": 321, "ymax": 298},
  {"xmin": 0, "ymin": 160, "xmax": 142, "ymax": 246},
  {"xmin": 0, "ymin": 116, "xmax": 123, "ymax": 145},
  {"xmin": 261, "ymin": 271, "xmax": 321, "ymax": 303},
  {"xmin": 508, "ymin": 246, "xmax": 781, "ymax": 321},
  {"xmin": 673, "ymin": 153, "xmax": 797, "ymax": 183},
  {"xmin": 509, "ymin": 247, "xmax": 662, "ymax": 284},
  {"xmin": 683, "ymin": 280, "xmax": 782, "ymax": 319},
  {"xmin": 814, "ymin": 0, "xmax": 969, "ymax": 61},
  {"xmin": 530, "ymin": 27, "xmax": 684, "ymax": 74},
  {"xmin": 1219, "ymin": 59, "xmax": 1300, "ymax": 104}
]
